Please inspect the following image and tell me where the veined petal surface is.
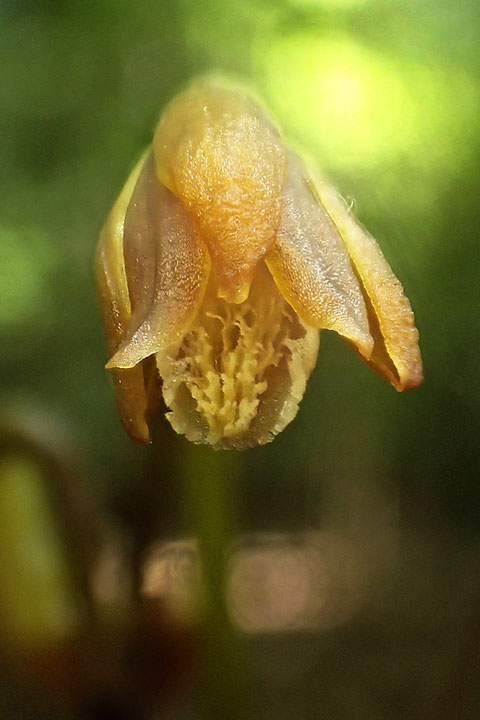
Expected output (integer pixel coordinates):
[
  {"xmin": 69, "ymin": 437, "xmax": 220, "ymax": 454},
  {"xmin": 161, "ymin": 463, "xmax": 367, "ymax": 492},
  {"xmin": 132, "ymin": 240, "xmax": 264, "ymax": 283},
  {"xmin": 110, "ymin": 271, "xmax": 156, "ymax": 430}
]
[
  {"xmin": 266, "ymin": 153, "xmax": 373, "ymax": 358},
  {"xmin": 106, "ymin": 153, "xmax": 210, "ymax": 369}
]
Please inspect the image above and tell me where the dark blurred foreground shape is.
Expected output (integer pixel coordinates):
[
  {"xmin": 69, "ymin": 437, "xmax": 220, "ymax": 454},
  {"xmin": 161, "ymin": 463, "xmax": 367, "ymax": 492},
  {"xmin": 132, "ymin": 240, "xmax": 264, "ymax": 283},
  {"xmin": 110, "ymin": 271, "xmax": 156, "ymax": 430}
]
[{"xmin": 1, "ymin": 0, "xmax": 480, "ymax": 718}]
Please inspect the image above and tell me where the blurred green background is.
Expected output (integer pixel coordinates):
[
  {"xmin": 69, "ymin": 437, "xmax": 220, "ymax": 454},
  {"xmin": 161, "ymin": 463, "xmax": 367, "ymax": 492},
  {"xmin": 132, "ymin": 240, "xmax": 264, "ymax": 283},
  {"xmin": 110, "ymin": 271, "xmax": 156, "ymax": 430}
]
[{"xmin": 1, "ymin": 0, "xmax": 480, "ymax": 719}]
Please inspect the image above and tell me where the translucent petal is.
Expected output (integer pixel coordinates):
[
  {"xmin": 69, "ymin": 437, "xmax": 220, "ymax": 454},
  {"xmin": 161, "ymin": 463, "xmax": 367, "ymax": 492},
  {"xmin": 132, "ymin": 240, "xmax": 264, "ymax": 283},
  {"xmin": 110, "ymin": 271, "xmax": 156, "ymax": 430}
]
[
  {"xmin": 266, "ymin": 153, "xmax": 373, "ymax": 358},
  {"xmin": 106, "ymin": 153, "xmax": 210, "ymax": 369},
  {"xmin": 95, "ymin": 156, "xmax": 151, "ymax": 443},
  {"xmin": 310, "ymin": 170, "xmax": 423, "ymax": 390}
]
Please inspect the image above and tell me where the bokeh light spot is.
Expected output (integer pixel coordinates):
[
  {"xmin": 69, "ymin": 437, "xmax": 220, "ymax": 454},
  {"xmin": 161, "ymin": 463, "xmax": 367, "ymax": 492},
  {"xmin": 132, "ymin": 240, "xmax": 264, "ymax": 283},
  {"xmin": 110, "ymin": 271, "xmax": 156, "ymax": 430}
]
[
  {"xmin": 0, "ymin": 226, "xmax": 56, "ymax": 329},
  {"xmin": 258, "ymin": 34, "xmax": 480, "ymax": 171},
  {"xmin": 0, "ymin": 454, "xmax": 79, "ymax": 643},
  {"xmin": 289, "ymin": 0, "xmax": 369, "ymax": 8}
]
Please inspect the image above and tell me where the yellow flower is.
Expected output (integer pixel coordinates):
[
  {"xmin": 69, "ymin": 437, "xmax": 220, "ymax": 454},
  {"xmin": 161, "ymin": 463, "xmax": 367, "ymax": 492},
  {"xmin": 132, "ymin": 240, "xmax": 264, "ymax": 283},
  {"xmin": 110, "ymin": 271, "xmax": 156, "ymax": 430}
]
[{"xmin": 95, "ymin": 79, "xmax": 423, "ymax": 449}]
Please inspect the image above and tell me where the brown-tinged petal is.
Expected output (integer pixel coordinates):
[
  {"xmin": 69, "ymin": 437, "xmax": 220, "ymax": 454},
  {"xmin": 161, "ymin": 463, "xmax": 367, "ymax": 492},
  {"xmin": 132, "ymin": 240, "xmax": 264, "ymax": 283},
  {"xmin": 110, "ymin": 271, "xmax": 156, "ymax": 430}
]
[
  {"xmin": 106, "ymin": 153, "xmax": 210, "ymax": 369},
  {"xmin": 308, "ymin": 167, "xmax": 423, "ymax": 391},
  {"xmin": 266, "ymin": 152, "xmax": 374, "ymax": 358},
  {"xmin": 153, "ymin": 80, "xmax": 287, "ymax": 303},
  {"xmin": 95, "ymin": 155, "xmax": 151, "ymax": 442}
]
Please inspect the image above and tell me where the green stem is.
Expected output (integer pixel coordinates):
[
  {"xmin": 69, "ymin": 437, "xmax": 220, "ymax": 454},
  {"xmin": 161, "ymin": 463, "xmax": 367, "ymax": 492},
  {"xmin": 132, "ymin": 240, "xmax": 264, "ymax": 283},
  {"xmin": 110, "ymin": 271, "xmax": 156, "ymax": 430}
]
[{"xmin": 182, "ymin": 445, "xmax": 251, "ymax": 720}]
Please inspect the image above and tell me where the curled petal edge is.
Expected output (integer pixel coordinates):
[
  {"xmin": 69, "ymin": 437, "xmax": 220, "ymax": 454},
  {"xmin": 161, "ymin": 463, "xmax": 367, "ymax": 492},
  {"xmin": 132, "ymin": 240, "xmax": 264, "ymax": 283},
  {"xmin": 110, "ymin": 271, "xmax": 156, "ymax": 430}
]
[
  {"xmin": 95, "ymin": 155, "xmax": 151, "ymax": 442},
  {"xmin": 307, "ymin": 165, "xmax": 423, "ymax": 391}
]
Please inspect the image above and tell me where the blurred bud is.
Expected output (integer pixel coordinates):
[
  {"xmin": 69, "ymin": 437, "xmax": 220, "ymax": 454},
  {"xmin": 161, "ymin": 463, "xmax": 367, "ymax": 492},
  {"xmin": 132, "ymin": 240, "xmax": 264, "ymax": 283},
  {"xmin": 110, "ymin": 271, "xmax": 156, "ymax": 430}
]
[
  {"xmin": 96, "ymin": 78, "xmax": 422, "ymax": 449},
  {"xmin": 0, "ymin": 453, "xmax": 81, "ymax": 649},
  {"xmin": 0, "ymin": 413, "xmax": 103, "ymax": 712}
]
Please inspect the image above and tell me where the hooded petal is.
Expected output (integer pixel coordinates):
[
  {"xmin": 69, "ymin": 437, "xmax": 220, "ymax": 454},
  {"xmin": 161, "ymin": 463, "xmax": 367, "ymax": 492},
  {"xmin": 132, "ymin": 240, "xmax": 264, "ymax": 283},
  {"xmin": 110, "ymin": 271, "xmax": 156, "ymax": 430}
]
[
  {"xmin": 309, "ymin": 167, "xmax": 423, "ymax": 391},
  {"xmin": 153, "ymin": 80, "xmax": 287, "ymax": 303},
  {"xmin": 95, "ymin": 156, "xmax": 151, "ymax": 443},
  {"xmin": 266, "ymin": 152, "xmax": 374, "ymax": 358},
  {"xmin": 106, "ymin": 153, "xmax": 210, "ymax": 369}
]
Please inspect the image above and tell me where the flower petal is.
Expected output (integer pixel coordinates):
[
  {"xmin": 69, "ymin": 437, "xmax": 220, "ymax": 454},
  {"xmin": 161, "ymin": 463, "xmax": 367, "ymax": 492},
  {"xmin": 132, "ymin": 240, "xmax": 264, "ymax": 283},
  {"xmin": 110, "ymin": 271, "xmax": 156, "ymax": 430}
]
[
  {"xmin": 310, "ymin": 170, "xmax": 423, "ymax": 391},
  {"xmin": 95, "ymin": 156, "xmax": 151, "ymax": 443},
  {"xmin": 106, "ymin": 153, "xmax": 210, "ymax": 369},
  {"xmin": 153, "ymin": 80, "xmax": 287, "ymax": 303},
  {"xmin": 266, "ymin": 152, "xmax": 374, "ymax": 358}
]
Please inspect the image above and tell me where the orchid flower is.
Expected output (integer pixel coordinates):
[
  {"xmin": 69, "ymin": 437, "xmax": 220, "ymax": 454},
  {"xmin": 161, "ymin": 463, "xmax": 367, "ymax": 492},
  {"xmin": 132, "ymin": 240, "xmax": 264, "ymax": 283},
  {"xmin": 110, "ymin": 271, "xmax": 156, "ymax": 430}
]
[{"xmin": 96, "ymin": 79, "xmax": 422, "ymax": 449}]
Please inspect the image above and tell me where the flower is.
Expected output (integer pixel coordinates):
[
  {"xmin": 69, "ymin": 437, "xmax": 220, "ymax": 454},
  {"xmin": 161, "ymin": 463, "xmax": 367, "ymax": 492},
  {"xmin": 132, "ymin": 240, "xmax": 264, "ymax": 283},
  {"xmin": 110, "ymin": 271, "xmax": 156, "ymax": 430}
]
[{"xmin": 95, "ymin": 79, "xmax": 423, "ymax": 449}]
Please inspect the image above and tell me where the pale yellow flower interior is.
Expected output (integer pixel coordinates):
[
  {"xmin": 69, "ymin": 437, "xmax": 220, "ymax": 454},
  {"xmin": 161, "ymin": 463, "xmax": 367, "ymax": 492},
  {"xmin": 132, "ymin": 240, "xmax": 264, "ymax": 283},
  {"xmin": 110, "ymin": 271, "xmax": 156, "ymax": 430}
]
[{"xmin": 156, "ymin": 263, "xmax": 319, "ymax": 449}]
